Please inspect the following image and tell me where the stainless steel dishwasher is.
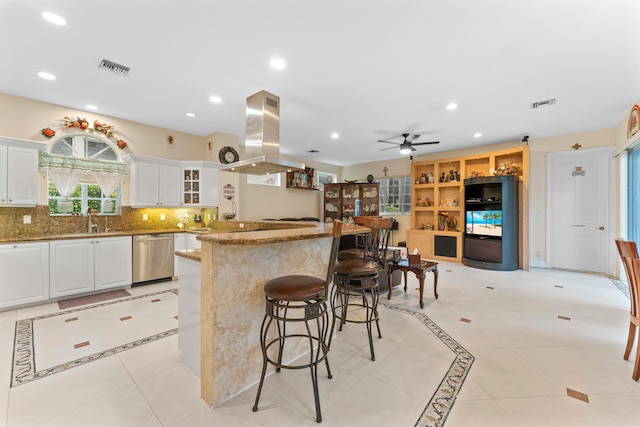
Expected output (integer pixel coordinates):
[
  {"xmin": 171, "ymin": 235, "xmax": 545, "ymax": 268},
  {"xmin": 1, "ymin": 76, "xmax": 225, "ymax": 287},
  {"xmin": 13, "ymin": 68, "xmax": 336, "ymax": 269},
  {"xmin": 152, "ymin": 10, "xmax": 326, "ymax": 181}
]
[{"xmin": 132, "ymin": 234, "xmax": 174, "ymax": 284}]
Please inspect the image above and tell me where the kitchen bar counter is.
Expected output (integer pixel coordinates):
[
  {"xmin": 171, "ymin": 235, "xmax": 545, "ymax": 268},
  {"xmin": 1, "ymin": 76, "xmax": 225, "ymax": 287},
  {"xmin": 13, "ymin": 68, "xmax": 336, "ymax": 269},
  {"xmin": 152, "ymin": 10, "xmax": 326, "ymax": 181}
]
[{"xmin": 174, "ymin": 222, "xmax": 369, "ymax": 407}]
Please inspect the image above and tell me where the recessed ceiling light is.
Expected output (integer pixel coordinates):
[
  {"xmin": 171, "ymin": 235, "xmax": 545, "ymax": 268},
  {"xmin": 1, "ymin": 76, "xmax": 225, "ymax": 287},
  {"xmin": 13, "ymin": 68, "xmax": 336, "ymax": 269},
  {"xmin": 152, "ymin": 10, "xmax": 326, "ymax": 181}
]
[
  {"xmin": 331, "ymin": 132, "xmax": 339, "ymax": 139},
  {"xmin": 270, "ymin": 58, "xmax": 286, "ymax": 70},
  {"xmin": 41, "ymin": 11, "xmax": 67, "ymax": 26},
  {"xmin": 209, "ymin": 95, "xmax": 222, "ymax": 104},
  {"xmin": 186, "ymin": 112, "xmax": 196, "ymax": 117},
  {"xmin": 85, "ymin": 104, "xmax": 98, "ymax": 111},
  {"xmin": 446, "ymin": 103, "xmax": 458, "ymax": 110},
  {"xmin": 473, "ymin": 132, "xmax": 482, "ymax": 138},
  {"xmin": 37, "ymin": 71, "xmax": 56, "ymax": 80}
]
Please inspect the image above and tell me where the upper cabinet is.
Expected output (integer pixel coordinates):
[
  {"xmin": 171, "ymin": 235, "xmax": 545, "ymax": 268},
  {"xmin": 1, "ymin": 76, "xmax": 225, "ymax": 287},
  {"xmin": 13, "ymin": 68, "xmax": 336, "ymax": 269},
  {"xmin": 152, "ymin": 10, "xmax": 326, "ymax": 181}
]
[
  {"xmin": 0, "ymin": 137, "xmax": 43, "ymax": 207},
  {"xmin": 126, "ymin": 155, "xmax": 181, "ymax": 207},
  {"xmin": 181, "ymin": 161, "xmax": 219, "ymax": 207}
]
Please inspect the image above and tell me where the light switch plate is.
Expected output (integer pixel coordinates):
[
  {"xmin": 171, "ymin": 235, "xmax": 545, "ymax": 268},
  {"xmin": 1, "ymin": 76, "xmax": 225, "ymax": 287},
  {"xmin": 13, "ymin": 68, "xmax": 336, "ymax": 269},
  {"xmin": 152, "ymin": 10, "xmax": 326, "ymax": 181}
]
[
  {"xmin": 23, "ymin": 215, "xmax": 31, "ymax": 224},
  {"xmin": 142, "ymin": 214, "xmax": 148, "ymax": 221},
  {"xmin": 160, "ymin": 214, "xmax": 166, "ymax": 221}
]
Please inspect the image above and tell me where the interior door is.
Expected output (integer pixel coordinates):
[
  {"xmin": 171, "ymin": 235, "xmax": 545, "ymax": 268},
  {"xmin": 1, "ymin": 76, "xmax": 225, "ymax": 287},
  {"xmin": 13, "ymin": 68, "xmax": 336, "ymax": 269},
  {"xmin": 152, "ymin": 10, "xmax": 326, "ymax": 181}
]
[{"xmin": 547, "ymin": 147, "xmax": 612, "ymax": 273}]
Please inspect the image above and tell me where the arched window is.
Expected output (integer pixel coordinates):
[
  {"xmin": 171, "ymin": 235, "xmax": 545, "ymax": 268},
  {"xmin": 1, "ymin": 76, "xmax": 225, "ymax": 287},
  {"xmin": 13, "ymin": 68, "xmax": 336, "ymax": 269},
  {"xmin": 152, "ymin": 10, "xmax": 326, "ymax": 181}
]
[{"xmin": 40, "ymin": 133, "xmax": 127, "ymax": 215}]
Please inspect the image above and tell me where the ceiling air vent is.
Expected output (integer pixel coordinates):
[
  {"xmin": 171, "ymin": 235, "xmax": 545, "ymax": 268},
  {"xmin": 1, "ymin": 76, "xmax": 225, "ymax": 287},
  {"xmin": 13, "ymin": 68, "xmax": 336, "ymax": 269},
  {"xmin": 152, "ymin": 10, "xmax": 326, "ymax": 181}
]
[
  {"xmin": 98, "ymin": 59, "xmax": 131, "ymax": 77},
  {"xmin": 530, "ymin": 98, "xmax": 557, "ymax": 109}
]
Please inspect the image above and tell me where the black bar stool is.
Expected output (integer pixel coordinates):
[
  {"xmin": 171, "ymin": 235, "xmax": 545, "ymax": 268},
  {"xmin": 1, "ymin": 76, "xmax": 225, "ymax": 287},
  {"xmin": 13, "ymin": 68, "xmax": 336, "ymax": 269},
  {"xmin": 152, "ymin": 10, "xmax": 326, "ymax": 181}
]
[
  {"xmin": 330, "ymin": 217, "xmax": 392, "ymax": 361},
  {"xmin": 253, "ymin": 220, "xmax": 343, "ymax": 423}
]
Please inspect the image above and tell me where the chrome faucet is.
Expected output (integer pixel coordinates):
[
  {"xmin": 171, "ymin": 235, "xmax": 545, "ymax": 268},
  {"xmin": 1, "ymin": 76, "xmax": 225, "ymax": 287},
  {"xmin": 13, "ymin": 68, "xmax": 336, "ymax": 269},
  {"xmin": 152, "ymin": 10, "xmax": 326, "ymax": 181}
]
[{"xmin": 88, "ymin": 208, "xmax": 99, "ymax": 233}]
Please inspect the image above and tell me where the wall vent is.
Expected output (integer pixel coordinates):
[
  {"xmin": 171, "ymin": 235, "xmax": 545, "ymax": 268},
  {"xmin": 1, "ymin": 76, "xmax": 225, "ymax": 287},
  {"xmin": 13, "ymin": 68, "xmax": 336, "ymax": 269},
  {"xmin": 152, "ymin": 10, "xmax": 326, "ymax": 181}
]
[
  {"xmin": 530, "ymin": 98, "xmax": 557, "ymax": 109},
  {"xmin": 98, "ymin": 59, "xmax": 131, "ymax": 77}
]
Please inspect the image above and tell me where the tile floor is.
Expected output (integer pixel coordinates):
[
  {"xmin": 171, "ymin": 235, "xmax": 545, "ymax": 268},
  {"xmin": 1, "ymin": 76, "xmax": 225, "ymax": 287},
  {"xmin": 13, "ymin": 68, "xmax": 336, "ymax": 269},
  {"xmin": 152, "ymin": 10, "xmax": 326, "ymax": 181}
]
[{"xmin": 1, "ymin": 262, "xmax": 640, "ymax": 426}]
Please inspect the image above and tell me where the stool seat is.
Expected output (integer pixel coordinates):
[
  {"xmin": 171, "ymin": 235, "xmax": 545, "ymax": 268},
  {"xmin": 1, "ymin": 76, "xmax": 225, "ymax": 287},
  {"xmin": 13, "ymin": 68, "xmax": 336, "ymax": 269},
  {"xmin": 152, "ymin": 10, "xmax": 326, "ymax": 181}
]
[
  {"xmin": 337, "ymin": 248, "xmax": 366, "ymax": 260},
  {"xmin": 264, "ymin": 275, "xmax": 326, "ymax": 301},
  {"xmin": 334, "ymin": 259, "xmax": 380, "ymax": 276}
]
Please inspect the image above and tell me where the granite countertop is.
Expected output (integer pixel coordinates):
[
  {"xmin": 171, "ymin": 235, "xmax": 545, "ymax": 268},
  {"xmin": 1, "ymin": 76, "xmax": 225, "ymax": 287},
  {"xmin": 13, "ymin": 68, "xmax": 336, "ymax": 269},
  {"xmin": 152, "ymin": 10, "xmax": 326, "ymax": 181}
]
[
  {"xmin": 0, "ymin": 229, "xmax": 184, "ymax": 244},
  {"xmin": 175, "ymin": 222, "xmax": 369, "ymax": 262}
]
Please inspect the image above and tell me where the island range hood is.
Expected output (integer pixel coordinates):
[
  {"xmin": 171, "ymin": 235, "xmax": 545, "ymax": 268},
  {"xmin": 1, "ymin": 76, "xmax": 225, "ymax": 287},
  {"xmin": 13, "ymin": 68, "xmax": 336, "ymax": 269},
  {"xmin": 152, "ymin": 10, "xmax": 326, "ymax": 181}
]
[{"xmin": 220, "ymin": 90, "xmax": 305, "ymax": 175}]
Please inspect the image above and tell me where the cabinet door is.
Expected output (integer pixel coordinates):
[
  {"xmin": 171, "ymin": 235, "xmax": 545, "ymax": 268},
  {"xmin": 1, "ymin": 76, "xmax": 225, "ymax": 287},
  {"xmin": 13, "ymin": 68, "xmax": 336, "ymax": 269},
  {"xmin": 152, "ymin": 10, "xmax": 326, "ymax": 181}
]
[
  {"xmin": 7, "ymin": 147, "xmax": 38, "ymax": 206},
  {"xmin": 158, "ymin": 165, "xmax": 180, "ymax": 206},
  {"xmin": 0, "ymin": 145, "xmax": 7, "ymax": 204},
  {"xmin": 133, "ymin": 162, "xmax": 160, "ymax": 206},
  {"xmin": 199, "ymin": 167, "xmax": 219, "ymax": 206},
  {"xmin": 174, "ymin": 233, "xmax": 187, "ymax": 277},
  {"xmin": 0, "ymin": 242, "xmax": 49, "ymax": 309},
  {"xmin": 95, "ymin": 236, "xmax": 132, "ymax": 290},
  {"xmin": 50, "ymin": 239, "xmax": 95, "ymax": 298}
]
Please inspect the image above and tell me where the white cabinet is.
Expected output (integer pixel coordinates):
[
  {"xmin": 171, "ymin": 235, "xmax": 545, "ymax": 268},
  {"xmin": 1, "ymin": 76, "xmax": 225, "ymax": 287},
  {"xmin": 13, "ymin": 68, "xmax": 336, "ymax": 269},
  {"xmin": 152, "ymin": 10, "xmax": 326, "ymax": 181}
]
[
  {"xmin": 0, "ymin": 242, "xmax": 49, "ymax": 309},
  {"xmin": 125, "ymin": 155, "xmax": 181, "ymax": 207},
  {"xmin": 181, "ymin": 162, "xmax": 220, "ymax": 207},
  {"xmin": 173, "ymin": 232, "xmax": 186, "ymax": 278},
  {"xmin": 50, "ymin": 236, "xmax": 132, "ymax": 298},
  {"xmin": 0, "ymin": 139, "xmax": 41, "ymax": 207}
]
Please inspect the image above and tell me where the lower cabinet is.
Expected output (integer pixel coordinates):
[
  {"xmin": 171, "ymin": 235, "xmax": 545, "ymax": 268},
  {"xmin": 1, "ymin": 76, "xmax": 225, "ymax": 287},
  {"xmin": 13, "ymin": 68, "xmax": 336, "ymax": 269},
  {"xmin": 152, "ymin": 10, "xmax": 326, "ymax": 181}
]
[
  {"xmin": 50, "ymin": 236, "xmax": 132, "ymax": 298},
  {"xmin": 0, "ymin": 241, "xmax": 49, "ymax": 309}
]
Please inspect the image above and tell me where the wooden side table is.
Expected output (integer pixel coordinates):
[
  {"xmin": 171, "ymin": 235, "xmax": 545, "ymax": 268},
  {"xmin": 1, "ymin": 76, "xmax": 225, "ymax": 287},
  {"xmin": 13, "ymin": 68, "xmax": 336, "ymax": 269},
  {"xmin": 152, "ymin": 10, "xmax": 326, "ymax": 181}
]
[{"xmin": 387, "ymin": 260, "xmax": 438, "ymax": 308}]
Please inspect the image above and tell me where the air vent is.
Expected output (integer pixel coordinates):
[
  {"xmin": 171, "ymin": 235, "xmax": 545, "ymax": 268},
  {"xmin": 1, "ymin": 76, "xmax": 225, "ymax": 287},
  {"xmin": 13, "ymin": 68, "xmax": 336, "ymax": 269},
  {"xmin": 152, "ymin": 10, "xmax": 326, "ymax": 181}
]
[
  {"xmin": 266, "ymin": 97, "xmax": 278, "ymax": 108},
  {"xmin": 530, "ymin": 98, "xmax": 557, "ymax": 109},
  {"xmin": 98, "ymin": 59, "xmax": 131, "ymax": 77}
]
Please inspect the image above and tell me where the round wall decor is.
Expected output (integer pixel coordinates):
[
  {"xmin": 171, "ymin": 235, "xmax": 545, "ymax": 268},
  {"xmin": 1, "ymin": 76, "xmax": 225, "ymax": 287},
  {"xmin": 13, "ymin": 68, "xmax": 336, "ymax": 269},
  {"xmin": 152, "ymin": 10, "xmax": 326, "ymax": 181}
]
[{"xmin": 218, "ymin": 146, "xmax": 239, "ymax": 164}]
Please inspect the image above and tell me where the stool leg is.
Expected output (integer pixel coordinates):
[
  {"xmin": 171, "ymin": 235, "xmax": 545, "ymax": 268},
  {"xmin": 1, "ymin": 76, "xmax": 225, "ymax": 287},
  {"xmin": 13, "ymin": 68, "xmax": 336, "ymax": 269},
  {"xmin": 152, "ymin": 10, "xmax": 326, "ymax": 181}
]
[
  {"xmin": 306, "ymin": 317, "xmax": 322, "ymax": 423},
  {"xmin": 624, "ymin": 322, "xmax": 635, "ymax": 360},
  {"xmin": 253, "ymin": 313, "xmax": 271, "ymax": 412},
  {"xmin": 318, "ymin": 304, "xmax": 333, "ymax": 380}
]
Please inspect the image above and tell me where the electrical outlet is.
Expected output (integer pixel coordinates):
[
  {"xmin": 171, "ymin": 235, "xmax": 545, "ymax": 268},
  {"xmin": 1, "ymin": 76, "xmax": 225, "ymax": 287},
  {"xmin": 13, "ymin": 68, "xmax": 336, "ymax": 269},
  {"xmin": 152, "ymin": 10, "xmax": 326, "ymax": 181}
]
[
  {"xmin": 23, "ymin": 215, "xmax": 31, "ymax": 224},
  {"xmin": 239, "ymin": 223, "xmax": 244, "ymax": 228},
  {"xmin": 142, "ymin": 214, "xmax": 148, "ymax": 221},
  {"xmin": 160, "ymin": 214, "xmax": 166, "ymax": 221},
  {"xmin": 535, "ymin": 251, "xmax": 541, "ymax": 258},
  {"xmin": 207, "ymin": 214, "xmax": 211, "ymax": 220}
]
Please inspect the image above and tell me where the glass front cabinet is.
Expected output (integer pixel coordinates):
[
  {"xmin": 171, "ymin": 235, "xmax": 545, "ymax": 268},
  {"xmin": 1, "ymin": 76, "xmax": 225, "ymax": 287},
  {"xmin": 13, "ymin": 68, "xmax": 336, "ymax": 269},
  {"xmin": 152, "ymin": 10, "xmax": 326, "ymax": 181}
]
[{"xmin": 323, "ymin": 182, "xmax": 379, "ymax": 223}]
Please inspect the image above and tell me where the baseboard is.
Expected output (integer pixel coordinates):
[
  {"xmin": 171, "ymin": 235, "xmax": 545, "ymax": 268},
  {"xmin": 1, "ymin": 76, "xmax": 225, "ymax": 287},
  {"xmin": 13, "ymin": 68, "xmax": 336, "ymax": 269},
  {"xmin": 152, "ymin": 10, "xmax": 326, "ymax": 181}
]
[{"xmin": 529, "ymin": 259, "xmax": 546, "ymax": 268}]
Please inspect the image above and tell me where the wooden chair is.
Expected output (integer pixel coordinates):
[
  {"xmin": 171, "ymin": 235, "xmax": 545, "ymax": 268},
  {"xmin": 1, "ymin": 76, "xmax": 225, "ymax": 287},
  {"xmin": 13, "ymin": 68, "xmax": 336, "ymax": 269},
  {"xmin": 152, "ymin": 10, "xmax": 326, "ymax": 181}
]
[{"xmin": 615, "ymin": 238, "xmax": 640, "ymax": 381}]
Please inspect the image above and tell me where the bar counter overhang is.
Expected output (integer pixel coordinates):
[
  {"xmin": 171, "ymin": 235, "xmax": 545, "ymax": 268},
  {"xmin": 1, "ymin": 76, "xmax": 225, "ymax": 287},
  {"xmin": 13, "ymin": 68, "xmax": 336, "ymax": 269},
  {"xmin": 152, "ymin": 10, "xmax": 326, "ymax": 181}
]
[{"xmin": 175, "ymin": 222, "xmax": 368, "ymax": 407}]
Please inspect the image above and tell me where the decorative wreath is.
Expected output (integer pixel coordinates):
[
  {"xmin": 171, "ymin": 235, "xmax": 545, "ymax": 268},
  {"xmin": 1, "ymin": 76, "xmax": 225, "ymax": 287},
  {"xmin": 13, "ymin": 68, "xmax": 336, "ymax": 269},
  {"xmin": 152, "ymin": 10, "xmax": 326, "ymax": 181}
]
[{"xmin": 40, "ymin": 116, "xmax": 128, "ymax": 149}]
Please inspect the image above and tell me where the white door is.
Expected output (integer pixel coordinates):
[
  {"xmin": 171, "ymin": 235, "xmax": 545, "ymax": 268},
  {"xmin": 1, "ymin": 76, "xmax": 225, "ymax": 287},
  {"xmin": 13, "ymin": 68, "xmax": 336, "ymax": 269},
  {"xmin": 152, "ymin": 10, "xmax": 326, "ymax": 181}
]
[{"xmin": 547, "ymin": 147, "xmax": 612, "ymax": 273}]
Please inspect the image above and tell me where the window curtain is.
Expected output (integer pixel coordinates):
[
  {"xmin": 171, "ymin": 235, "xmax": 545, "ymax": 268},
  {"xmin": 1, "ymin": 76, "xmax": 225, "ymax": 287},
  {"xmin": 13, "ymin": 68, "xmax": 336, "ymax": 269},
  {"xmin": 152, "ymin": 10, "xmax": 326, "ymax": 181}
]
[
  {"xmin": 39, "ymin": 152, "xmax": 128, "ymax": 176},
  {"xmin": 629, "ymin": 145, "xmax": 640, "ymax": 244},
  {"xmin": 94, "ymin": 174, "xmax": 121, "ymax": 198}
]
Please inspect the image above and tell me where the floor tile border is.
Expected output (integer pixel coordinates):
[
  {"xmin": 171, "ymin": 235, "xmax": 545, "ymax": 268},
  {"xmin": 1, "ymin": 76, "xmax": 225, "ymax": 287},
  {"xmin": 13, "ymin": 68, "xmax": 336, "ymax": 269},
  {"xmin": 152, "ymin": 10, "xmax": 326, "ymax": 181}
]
[
  {"xmin": 379, "ymin": 302, "xmax": 475, "ymax": 427},
  {"xmin": 11, "ymin": 288, "xmax": 179, "ymax": 388}
]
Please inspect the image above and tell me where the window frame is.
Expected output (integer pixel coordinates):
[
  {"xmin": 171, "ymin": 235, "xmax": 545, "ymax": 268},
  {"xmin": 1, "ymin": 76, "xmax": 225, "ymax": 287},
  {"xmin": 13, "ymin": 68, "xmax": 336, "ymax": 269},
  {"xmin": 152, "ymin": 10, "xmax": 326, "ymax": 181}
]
[{"xmin": 378, "ymin": 175, "xmax": 412, "ymax": 215}]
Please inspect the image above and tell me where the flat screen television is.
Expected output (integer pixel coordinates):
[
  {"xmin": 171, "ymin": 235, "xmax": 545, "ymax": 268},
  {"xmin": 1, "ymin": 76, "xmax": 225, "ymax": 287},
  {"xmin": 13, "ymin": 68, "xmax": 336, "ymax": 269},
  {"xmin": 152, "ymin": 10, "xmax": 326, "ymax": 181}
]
[{"xmin": 465, "ymin": 210, "xmax": 502, "ymax": 237}]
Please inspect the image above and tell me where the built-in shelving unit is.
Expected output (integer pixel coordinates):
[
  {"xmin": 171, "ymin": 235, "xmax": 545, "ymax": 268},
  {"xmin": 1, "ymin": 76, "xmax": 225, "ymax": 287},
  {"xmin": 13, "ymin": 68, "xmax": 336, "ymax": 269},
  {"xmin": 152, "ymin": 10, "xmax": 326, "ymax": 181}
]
[{"xmin": 407, "ymin": 146, "xmax": 529, "ymax": 267}]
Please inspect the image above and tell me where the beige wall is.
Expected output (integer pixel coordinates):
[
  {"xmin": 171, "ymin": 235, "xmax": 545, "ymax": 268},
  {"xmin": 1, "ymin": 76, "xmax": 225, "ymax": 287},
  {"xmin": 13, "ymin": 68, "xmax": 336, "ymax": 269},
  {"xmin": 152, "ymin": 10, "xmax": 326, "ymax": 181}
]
[{"xmin": 3, "ymin": 91, "xmax": 638, "ymax": 269}]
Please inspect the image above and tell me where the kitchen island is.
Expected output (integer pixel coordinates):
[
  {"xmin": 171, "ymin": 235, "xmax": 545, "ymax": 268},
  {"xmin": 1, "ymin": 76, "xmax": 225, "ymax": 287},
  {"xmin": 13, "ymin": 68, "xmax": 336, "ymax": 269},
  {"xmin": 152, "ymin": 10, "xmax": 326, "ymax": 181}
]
[{"xmin": 175, "ymin": 222, "xmax": 368, "ymax": 407}]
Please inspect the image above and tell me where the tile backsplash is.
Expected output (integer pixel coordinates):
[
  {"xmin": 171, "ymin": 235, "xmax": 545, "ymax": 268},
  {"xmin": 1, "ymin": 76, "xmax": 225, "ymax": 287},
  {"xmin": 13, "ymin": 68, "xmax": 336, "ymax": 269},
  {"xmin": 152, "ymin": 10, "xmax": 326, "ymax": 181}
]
[{"xmin": 0, "ymin": 206, "xmax": 218, "ymax": 239}]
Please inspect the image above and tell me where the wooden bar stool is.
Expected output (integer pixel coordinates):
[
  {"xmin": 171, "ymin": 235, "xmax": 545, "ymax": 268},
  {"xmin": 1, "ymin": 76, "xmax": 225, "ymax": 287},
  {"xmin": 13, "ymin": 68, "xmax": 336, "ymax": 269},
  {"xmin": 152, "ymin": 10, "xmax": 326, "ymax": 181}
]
[
  {"xmin": 330, "ymin": 217, "xmax": 392, "ymax": 361},
  {"xmin": 615, "ymin": 238, "xmax": 640, "ymax": 381},
  {"xmin": 253, "ymin": 221, "xmax": 343, "ymax": 423}
]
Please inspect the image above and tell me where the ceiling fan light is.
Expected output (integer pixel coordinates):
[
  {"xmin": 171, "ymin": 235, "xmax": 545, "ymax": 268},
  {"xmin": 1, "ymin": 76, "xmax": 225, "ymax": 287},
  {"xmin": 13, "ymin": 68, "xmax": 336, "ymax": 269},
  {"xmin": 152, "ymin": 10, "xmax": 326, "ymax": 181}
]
[{"xmin": 399, "ymin": 146, "xmax": 413, "ymax": 154}]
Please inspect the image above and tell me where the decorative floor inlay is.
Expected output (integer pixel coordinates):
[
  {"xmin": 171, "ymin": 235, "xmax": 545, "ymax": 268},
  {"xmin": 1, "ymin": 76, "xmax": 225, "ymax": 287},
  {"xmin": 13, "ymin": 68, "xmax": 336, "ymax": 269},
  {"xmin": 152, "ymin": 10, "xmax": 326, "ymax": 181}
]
[
  {"xmin": 11, "ymin": 288, "xmax": 178, "ymax": 388},
  {"xmin": 380, "ymin": 303, "xmax": 474, "ymax": 427},
  {"xmin": 566, "ymin": 387, "xmax": 589, "ymax": 403}
]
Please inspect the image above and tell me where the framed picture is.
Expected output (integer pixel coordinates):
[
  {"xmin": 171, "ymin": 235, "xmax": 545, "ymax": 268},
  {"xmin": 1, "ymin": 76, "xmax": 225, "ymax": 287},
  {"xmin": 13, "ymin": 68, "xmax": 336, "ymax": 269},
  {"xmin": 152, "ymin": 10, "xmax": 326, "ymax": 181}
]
[
  {"xmin": 247, "ymin": 174, "xmax": 281, "ymax": 186},
  {"xmin": 317, "ymin": 171, "xmax": 337, "ymax": 187}
]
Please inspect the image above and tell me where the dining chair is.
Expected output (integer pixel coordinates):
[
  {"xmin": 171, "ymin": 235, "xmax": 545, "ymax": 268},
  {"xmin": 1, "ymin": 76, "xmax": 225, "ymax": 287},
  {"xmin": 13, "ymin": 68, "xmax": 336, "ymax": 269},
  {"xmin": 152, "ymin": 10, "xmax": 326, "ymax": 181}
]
[{"xmin": 615, "ymin": 238, "xmax": 640, "ymax": 381}]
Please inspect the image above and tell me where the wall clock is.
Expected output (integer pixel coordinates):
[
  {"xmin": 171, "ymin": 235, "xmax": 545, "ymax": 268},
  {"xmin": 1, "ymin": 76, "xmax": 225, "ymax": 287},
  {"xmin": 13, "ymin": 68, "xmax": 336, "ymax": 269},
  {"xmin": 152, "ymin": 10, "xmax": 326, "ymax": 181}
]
[{"xmin": 218, "ymin": 146, "xmax": 239, "ymax": 164}]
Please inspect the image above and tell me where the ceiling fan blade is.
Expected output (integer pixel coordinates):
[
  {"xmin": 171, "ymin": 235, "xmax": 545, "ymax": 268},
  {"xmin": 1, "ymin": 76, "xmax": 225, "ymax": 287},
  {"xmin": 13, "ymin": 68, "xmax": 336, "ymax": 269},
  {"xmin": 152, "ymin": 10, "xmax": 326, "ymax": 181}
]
[
  {"xmin": 411, "ymin": 141, "xmax": 440, "ymax": 146},
  {"xmin": 379, "ymin": 145, "xmax": 399, "ymax": 151},
  {"xmin": 377, "ymin": 140, "xmax": 400, "ymax": 145},
  {"xmin": 408, "ymin": 134, "xmax": 421, "ymax": 143}
]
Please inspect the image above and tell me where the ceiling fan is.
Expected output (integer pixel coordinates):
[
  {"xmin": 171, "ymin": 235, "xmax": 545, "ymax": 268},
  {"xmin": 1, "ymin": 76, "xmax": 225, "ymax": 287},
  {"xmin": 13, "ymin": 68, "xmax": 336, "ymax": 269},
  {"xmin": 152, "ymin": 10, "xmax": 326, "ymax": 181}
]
[{"xmin": 378, "ymin": 133, "xmax": 439, "ymax": 154}]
